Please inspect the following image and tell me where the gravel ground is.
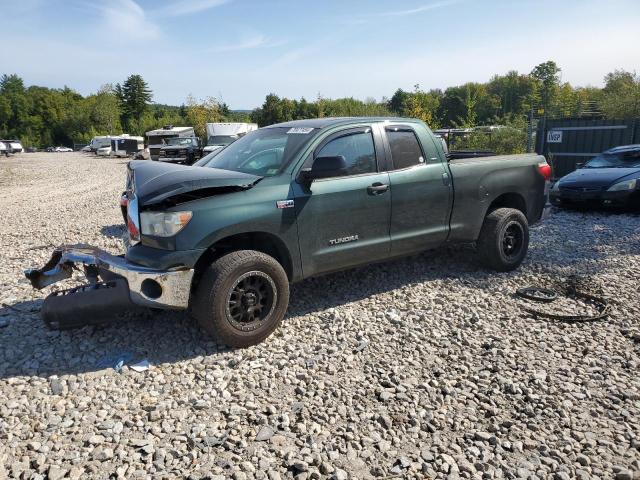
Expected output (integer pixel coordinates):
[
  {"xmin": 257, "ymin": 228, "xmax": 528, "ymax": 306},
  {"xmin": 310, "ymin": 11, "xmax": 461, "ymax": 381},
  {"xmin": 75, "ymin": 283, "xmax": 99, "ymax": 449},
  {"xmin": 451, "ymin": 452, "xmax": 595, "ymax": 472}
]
[{"xmin": 0, "ymin": 152, "xmax": 639, "ymax": 480}]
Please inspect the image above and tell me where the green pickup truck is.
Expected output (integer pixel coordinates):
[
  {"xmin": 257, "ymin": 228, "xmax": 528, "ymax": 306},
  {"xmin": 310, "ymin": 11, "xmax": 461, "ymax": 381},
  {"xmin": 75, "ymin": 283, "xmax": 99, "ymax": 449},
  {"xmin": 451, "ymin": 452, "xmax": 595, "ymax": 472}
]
[{"xmin": 26, "ymin": 117, "xmax": 551, "ymax": 347}]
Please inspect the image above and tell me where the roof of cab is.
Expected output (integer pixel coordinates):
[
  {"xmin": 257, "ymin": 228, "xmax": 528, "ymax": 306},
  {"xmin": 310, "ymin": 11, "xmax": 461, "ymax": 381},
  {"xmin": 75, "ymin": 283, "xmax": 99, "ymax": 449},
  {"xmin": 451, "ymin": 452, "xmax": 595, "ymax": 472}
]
[{"xmin": 263, "ymin": 117, "xmax": 423, "ymax": 130}]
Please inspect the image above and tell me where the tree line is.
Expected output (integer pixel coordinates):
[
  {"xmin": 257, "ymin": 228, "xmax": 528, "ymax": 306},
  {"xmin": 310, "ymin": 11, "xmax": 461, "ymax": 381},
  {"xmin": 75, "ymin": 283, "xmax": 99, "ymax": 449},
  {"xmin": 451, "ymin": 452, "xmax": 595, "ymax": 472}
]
[{"xmin": 0, "ymin": 61, "xmax": 638, "ymax": 148}]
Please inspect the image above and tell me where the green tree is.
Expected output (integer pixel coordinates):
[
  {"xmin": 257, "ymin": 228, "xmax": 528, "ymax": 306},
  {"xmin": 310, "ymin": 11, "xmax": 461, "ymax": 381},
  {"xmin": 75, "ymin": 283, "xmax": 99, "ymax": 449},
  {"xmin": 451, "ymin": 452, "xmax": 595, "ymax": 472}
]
[
  {"xmin": 86, "ymin": 84, "xmax": 121, "ymax": 135},
  {"xmin": 600, "ymin": 70, "xmax": 640, "ymax": 118},
  {"xmin": 184, "ymin": 94, "xmax": 224, "ymax": 139},
  {"xmin": 404, "ymin": 85, "xmax": 440, "ymax": 126},
  {"xmin": 115, "ymin": 74, "xmax": 152, "ymax": 133},
  {"xmin": 251, "ymin": 94, "xmax": 296, "ymax": 126},
  {"xmin": 531, "ymin": 61, "xmax": 561, "ymax": 116},
  {"xmin": 0, "ymin": 74, "xmax": 29, "ymax": 137},
  {"xmin": 487, "ymin": 71, "xmax": 536, "ymax": 120},
  {"xmin": 388, "ymin": 88, "xmax": 409, "ymax": 114}
]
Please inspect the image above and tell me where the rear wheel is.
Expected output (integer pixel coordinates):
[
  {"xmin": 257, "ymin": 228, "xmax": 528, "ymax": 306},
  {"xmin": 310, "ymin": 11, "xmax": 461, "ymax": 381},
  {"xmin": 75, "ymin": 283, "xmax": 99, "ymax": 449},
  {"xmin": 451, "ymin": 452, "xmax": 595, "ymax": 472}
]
[
  {"xmin": 191, "ymin": 250, "xmax": 289, "ymax": 347},
  {"xmin": 477, "ymin": 207, "xmax": 529, "ymax": 271}
]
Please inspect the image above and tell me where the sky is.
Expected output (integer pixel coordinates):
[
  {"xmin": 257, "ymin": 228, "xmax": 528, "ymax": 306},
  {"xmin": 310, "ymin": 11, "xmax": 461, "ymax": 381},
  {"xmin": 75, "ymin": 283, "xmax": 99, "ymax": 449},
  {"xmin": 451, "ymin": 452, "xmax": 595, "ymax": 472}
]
[{"xmin": 1, "ymin": 0, "xmax": 639, "ymax": 109}]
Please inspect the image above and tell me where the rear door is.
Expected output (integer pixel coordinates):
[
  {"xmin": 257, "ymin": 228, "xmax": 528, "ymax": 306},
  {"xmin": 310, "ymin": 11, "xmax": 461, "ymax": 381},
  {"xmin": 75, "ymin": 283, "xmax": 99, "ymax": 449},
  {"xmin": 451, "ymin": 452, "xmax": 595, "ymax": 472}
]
[
  {"xmin": 384, "ymin": 124, "xmax": 452, "ymax": 256},
  {"xmin": 294, "ymin": 126, "xmax": 391, "ymax": 277}
]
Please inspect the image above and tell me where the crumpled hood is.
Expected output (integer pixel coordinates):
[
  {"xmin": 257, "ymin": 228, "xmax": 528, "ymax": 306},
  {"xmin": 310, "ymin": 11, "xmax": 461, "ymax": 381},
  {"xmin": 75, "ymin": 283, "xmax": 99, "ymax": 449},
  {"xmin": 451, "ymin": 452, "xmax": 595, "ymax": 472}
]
[
  {"xmin": 559, "ymin": 167, "xmax": 640, "ymax": 188},
  {"xmin": 129, "ymin": 160, "xmax": 261, "ymax": 206}
]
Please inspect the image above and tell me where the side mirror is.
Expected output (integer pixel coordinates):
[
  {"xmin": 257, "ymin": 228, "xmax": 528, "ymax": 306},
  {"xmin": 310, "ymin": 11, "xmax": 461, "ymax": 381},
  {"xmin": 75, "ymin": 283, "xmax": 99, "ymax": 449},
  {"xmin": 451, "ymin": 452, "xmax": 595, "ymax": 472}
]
[{"xmin": 300, "ymin": 155, "xmax": 348, "ymax": 181}]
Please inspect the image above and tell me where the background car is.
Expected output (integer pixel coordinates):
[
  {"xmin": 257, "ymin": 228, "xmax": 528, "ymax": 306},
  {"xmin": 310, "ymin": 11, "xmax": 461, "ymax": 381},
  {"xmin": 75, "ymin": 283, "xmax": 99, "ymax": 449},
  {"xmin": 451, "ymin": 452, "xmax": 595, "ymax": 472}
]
[
  {"xmin": 550, "ymin": 144, "xmax": 640, "ymax": 209},
  {"xmin": 54, "ymin": 146, "xmax": 73, "ymax": 152}
]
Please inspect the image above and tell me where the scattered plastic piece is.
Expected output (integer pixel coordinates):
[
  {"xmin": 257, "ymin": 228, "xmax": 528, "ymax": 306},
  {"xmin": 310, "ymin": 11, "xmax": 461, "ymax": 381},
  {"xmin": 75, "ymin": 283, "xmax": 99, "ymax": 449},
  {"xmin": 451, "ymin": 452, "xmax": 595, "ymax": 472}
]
[
  {"xmin": 114, "ymin": 359, "xmax": 125, "ymax": 373},
  {"xmin": 96, "ymin": 351, "xmax": 135, "ymax": 371},
  {"xmin": 129, "ymin": 359, "xmax": 151, "ymax": 372}
]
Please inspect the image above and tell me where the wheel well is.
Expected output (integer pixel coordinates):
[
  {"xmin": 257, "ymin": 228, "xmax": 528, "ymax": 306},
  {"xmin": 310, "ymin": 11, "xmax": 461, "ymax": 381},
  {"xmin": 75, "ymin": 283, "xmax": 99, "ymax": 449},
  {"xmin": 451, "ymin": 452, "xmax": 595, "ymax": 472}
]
[
  {"xmin": 487, "ymin": 193, "xmax": 527, "ymax": 217},
  {"xmin": 193, "ymin": 232, "xmax": 293, "ymax": 282}
]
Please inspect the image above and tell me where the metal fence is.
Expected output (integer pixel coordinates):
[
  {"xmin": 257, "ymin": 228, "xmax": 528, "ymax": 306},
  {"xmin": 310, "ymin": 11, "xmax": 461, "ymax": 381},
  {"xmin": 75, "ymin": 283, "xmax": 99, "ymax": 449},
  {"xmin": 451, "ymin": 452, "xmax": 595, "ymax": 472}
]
[{"xmin": 535, "ymin": 118, "xmax": 640, "ymax": 178}]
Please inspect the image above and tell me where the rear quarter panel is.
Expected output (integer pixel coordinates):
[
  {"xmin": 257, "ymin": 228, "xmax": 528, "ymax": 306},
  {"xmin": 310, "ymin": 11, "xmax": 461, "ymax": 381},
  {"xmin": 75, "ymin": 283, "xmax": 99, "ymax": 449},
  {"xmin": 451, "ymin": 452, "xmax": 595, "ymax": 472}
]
[{"xmin": 448, "ymin": 154, "xmax": 546, "ymax": 242}]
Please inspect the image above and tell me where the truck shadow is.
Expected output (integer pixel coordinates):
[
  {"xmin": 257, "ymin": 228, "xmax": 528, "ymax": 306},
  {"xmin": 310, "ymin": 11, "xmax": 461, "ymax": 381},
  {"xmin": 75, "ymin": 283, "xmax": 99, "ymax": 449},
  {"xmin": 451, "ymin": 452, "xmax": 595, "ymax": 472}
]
[
  {"xmin": 0, "ymin": 246, "xmax": 481, "ymax": 380},
  {"xmin": 0, "ymin": 228, "xmax": 633, "ymax": 380}
]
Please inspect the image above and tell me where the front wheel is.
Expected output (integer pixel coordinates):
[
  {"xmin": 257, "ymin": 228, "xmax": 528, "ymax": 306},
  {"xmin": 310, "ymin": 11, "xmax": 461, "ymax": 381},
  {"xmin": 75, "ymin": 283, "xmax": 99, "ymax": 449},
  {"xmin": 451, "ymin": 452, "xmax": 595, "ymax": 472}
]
[
  {"xmin": 191, "ymin": 250, "xmax": 289, "ymax": 347},
  {"xmin": 476, "ymin": 207, "xmax": 529, "ymax": 272}
]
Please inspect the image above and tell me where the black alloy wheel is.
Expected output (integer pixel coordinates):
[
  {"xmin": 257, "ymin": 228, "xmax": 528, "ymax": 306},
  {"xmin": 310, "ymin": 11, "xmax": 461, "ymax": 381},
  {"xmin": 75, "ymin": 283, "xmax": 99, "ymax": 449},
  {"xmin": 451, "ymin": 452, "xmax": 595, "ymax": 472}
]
[
  {"xmin": 226, "ymin": 271, "xmax": 277, "ymax": 332},
  {"xmin": 502, "ymin": 221, "xmax": 524, "ymax": 259}
]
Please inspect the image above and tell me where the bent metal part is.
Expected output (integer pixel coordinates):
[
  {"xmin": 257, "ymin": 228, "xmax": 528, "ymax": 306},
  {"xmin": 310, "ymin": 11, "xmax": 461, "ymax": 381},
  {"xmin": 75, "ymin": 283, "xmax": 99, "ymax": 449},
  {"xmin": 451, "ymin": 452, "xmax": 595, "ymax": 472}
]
[{"xmin": 24, "ymin": 244, "xmax": 193, "ymax": 309}]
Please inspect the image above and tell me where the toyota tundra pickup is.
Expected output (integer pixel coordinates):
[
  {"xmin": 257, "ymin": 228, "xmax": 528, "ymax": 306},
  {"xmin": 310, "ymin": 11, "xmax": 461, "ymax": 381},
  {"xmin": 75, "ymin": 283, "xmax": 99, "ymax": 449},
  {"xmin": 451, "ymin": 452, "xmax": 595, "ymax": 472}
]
[{"xmin": 26, "ymin": 117, "xmax": 551, "ymax": 347}]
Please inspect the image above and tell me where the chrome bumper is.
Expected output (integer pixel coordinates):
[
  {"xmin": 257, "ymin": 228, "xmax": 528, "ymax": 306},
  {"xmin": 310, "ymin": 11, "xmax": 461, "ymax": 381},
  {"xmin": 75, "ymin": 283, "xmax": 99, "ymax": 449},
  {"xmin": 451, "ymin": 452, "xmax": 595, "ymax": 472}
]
[{"xmin": 25, "ymin": 245, "xmax": 193, "ymax": 309}]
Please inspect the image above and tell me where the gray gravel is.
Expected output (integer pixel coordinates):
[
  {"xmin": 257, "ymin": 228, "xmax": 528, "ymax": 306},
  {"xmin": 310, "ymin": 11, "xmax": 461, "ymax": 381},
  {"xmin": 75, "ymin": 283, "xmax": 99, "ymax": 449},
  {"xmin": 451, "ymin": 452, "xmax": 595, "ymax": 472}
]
[{"xmin": 0, "ymin": 152, "xmax": 639, "ymax": 479}]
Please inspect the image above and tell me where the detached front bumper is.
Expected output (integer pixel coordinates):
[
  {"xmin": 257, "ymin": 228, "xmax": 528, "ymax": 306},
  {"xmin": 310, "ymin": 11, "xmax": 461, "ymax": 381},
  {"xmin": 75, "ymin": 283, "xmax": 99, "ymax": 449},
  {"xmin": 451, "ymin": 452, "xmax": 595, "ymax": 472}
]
[{"xmin": 25, "ymin": 245, "xmax": 194, "ymax": 310}]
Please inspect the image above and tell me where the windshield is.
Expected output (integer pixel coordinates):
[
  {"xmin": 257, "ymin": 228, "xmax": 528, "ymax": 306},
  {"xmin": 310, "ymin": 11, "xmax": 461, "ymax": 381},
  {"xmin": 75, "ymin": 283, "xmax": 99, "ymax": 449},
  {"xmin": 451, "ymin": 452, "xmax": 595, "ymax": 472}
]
[
  {"xmin": 165, "ymin": 137, "xmax": 195, "ymax": 146},
  {"xmin": 208, "ymin": 135, "xmax": 238, "ymax": 146},
  {"xmin": 193, "ymin": 148, "xmax": 224, "ymax": 167},
  {"xmin": 584, "ymin": 151, "xmax": 640, "ymax": 168},
  {"xmin": 202, "ymin": 127, "xmax": 318, "ymax": 176}
]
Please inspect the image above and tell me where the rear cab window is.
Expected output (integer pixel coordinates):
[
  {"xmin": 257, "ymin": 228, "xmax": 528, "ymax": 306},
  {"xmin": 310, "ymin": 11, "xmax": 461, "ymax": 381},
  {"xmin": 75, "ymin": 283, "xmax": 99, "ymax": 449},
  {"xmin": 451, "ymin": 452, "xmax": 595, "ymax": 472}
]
[{"xmin": 385, "ymin": 126, "xmax": 425, "ymax": 170}]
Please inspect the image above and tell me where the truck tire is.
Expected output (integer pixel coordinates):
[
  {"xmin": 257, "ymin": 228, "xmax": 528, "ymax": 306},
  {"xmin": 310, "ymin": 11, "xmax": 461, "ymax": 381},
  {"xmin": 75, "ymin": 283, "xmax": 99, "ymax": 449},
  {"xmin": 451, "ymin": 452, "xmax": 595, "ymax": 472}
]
[
  {"xmin": 192, "ymin": 250, "xmax": 289, "ymax": 348},
  {"xmin": 477, "ymin": 208, "xmax": 529, "ymax": 272}
]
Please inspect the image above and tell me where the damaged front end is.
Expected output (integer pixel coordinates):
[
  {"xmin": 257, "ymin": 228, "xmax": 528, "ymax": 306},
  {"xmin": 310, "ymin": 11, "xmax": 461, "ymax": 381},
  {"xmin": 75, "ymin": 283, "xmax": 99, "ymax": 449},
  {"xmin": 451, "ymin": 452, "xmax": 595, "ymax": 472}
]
[
  {"xmin": 25, "ymin": 161, "xmax": 261, "ymax": 330},
  {"xmin": 25, "ymin": 245, "xmax": 193, "ymax": 328},
  {"xmin": 25, "ymin": 245, "xmax": 194, "ymax": 329}
]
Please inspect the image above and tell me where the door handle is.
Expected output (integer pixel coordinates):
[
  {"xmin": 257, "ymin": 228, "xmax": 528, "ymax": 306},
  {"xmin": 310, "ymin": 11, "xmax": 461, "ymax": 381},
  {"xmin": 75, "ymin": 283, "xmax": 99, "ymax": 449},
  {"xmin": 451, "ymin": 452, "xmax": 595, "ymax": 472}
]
[{"xmin": 367, "ymin": 182, "xmax": 389, "ymax": 195}]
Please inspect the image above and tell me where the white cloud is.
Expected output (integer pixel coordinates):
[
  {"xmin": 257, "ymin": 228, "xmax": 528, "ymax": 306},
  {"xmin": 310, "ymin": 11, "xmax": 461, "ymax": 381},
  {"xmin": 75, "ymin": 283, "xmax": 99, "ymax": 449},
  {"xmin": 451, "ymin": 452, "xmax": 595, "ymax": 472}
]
[
  {"xmin": 375, "ymin": 0, "xmax": 460, "ymax": 17},
  {"xmin": 94, "ymin": 0, "xmax": 160, "ymax": 39},
  {"xmin": 154, "ymin": 0, "xmax": 231, "ymax": 17},
  {"xmin": 210, "ymin": 34, "xmax": 286, "ymax": 52}
]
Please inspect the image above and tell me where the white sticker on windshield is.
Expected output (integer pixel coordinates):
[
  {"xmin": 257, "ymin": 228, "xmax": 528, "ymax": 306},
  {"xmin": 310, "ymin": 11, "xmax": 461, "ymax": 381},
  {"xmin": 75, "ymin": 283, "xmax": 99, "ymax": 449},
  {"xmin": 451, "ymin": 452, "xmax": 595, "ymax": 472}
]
[{"xmin": 287, "ymin": 127, "xmax": 314, "ymax": 134}]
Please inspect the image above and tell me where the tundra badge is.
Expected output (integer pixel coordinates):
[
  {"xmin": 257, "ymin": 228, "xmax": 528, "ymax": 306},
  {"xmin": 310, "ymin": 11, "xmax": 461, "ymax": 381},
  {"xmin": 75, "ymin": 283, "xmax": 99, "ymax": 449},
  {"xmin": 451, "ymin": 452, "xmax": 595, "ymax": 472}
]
[{"xmin": 329, "ymin": 235, "xmax": 359, "ymax": 246}]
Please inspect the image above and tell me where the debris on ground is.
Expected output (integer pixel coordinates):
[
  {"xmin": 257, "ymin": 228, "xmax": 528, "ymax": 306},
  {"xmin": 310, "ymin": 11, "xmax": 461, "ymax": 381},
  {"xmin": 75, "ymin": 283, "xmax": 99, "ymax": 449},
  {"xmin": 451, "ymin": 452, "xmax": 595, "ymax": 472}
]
[
  {"xmin": 128, "ymin": 359, "xmax": 151, "ymax": 372},
  {"xmin": 517, "ymin": 275, "xmax": 611, "ymax": 323}
]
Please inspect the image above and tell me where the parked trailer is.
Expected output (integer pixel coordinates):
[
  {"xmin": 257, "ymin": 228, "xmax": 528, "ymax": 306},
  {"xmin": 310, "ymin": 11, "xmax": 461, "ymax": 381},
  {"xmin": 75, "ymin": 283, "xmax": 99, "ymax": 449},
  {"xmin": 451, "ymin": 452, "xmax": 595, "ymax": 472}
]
[
  {"xmin": 89, "ymin": 136, "xmax": 115, "ymax": 153},
  {"xmin": 1, "ymin": 139, "xmax": 24, "ymax": 153},
  {"xmin": 536, "ymin": 118, "xmax": 640, "ymax": 178},
  {"xmin": 111, "ymin": 136, "xmax": 144, "ymax": 157}
]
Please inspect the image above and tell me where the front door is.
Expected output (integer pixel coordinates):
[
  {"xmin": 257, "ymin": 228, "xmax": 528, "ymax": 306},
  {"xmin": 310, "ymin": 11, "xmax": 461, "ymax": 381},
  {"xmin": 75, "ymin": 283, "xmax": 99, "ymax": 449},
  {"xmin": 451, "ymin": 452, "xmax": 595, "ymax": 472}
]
[{"xmin": 294, "ymin": 126, "xmax": 391, "ymax": 277}]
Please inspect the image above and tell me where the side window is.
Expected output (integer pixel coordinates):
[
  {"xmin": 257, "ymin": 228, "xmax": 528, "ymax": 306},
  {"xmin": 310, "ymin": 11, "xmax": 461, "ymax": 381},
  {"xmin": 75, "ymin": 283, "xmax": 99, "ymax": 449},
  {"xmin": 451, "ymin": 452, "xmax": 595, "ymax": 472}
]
[
  {"xmin": 386, "ymin": 128, "xmax": 425, "ymax": 170},
  {"xmin": 316, "ymin": 131, "xmax": 377, "ymax": 176}
]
